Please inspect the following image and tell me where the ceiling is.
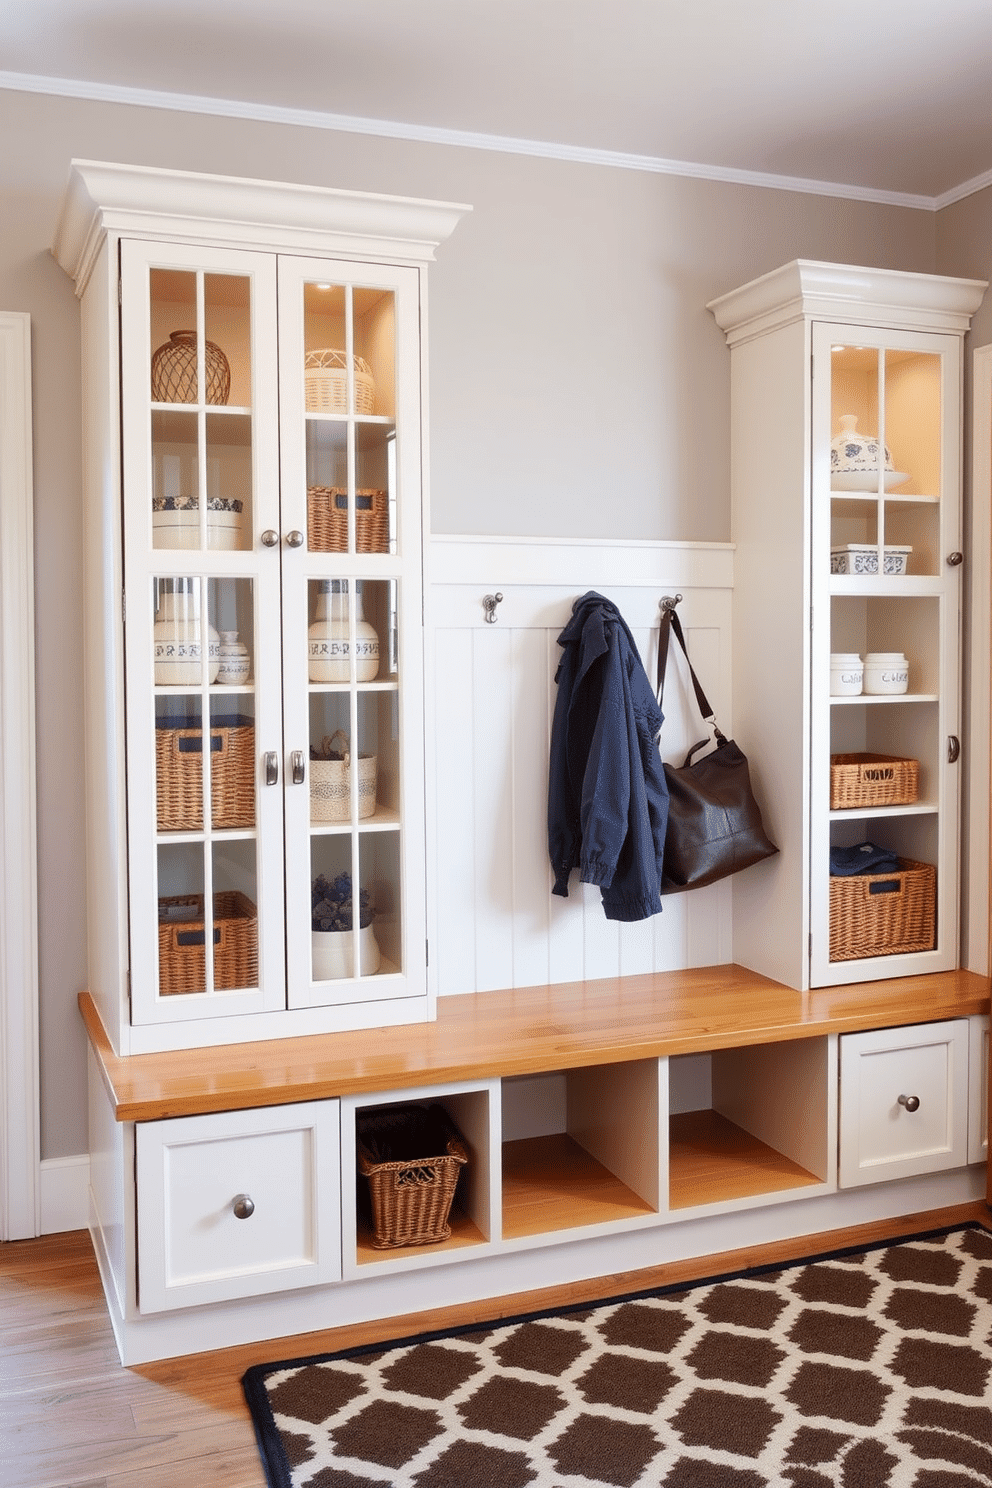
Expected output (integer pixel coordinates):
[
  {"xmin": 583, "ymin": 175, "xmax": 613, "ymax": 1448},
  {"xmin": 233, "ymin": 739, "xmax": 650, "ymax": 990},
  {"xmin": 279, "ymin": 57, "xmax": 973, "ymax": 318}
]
[{"xmin": 4, "ymin": 0, "xmax": 992, "ymax": 205}]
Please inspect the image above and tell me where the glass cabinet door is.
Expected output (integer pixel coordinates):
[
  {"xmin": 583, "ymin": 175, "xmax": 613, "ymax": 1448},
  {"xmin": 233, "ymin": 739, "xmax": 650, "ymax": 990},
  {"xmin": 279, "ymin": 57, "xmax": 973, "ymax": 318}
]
[
  {"xmin": 810, "ymin": 323, "xmax": 961, "ymax": 986},
  {"xmin": 121, "ymin": 242, "xmax": 286, "ymax": 1024},
  {"xmin": 277, "ymin": 258, "xmax": 426, "ymax": 1010}
]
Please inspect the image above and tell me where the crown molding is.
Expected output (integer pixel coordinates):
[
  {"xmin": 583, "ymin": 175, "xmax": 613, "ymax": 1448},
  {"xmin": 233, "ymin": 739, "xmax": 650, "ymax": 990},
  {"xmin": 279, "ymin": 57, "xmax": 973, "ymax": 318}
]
[
  {"xmin": 2, "ymin": 68, "xmax": 971, "ymax": 213},
  {"xmin": 51, "ymin": 157, "xmax": 471, "ymax": 295},
  {"xmin": 708, "ymin": 258, "xmax": 988, "ymax": 346}
]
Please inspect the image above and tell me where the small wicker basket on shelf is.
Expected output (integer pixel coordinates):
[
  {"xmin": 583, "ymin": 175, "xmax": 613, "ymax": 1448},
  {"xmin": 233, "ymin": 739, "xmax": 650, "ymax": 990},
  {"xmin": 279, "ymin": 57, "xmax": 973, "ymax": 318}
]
[
  {"xmin": 156, "ymin": 716, "xmax": 255, "ymax": 831},
  {"xmin": 310, "ymin": 731, "xmax": 377, "ymax": 823},
  {"xmin": 829, "ymin": 753, "xmax": 919, "ymax": 812},
  {"xmin": 157, "ymin": 891, "xmax": 258, "ymax": 995},
  {"xmin": 307, "ymin": 486, "xmax": 389, "ymax": 553},
  {"xmin": 829, "ymin": 858, "xmax": 935, "ymax": 962},
  {"xmin": 304, "ymin": 349, "xmax": 375, "ymax": 414},
  {"xmin": 357, "ymin": 1104, "xmax": 468, "ymax": 1249}
]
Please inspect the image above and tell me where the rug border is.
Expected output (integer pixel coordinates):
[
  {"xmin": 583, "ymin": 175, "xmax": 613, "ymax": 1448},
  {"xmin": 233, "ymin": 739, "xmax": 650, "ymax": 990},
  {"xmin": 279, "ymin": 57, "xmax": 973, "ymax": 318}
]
[{"xmin": 241, "ymin": 1220, "xmax": 988, "ymax": 1488}]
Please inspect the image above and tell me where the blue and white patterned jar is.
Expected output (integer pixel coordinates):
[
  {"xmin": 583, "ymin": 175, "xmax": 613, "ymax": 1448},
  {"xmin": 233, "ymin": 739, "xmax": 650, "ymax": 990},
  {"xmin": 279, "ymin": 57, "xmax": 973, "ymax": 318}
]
[{"xmin": 830, "ymin": 413, "xmax": 893, "ymax": 473}]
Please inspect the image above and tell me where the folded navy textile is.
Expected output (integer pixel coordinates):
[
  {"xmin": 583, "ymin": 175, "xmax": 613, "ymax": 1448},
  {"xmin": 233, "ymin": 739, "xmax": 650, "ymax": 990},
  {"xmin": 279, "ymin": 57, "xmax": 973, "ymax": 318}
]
[{"xmin": 829, "ymin": 842, "xmax": 902, "ymax": 877}]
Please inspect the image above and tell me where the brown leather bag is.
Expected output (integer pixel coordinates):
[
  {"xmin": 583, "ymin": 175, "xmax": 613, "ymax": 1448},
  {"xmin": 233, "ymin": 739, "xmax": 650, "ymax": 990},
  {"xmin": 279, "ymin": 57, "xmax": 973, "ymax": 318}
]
[{"xmin": 657, "ymin": 605, "xmax": 778, "ymax": 894}]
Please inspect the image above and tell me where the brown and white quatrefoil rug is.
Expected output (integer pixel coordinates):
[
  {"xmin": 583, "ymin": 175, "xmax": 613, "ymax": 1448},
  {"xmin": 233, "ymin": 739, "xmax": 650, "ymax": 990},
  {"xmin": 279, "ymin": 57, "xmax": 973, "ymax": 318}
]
[{"xmin": 243, "ymin": 1224, "xmax": 992, "ymax": 1488}]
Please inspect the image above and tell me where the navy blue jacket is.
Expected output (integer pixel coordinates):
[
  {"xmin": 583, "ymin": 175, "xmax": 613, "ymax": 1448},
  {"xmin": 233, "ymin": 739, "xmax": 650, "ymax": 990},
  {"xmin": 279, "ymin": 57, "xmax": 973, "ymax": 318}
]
[{"xmin": 548, "ymin": 592, "xmax": 669, "ymax": 922}]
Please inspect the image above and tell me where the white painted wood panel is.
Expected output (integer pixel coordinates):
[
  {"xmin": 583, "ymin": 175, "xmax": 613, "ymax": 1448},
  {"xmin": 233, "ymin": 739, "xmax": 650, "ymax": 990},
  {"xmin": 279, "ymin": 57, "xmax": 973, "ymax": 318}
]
[{"xmin": 428, "ymin": 538, "xmax": 735, "ymax": 997}]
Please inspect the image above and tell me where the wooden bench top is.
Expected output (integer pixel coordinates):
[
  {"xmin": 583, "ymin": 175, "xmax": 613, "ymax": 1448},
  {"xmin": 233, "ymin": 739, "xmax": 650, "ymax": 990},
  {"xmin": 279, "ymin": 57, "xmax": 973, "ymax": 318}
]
[{"xmin": 80, "ymin": 965, "xmax": 990, "ymax": 1123}]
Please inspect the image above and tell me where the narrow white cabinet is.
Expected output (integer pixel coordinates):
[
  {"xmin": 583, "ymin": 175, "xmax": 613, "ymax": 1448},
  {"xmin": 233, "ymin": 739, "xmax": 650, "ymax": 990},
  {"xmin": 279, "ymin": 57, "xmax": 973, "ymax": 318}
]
[
  {"xmin": 135, "ymin": 1101, "xmax": 341, "ymax": 1311},
  {"xmin": 838, "ymin": 1020, "xmax": 970, "ymax": 1186},
  {"xmin": 52, "ymin": 162, "xmax": 468, "ymax": 1052},
  {"xmin": 709, "ymin": 262, "xmax": 986, "ymax": 990}
]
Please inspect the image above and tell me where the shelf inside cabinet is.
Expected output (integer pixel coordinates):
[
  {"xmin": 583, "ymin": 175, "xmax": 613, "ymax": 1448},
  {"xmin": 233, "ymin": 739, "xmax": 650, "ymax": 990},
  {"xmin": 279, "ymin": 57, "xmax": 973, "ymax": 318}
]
[
  {"xmin": 502, "ymin": 1133, "xmax": 655, "ymax": 1239},
  {"xmin": 669, "ymin": 1110, "xmax": 822, "ymax": 1210},
  {"xmin": 831, "ymin": 693, "xmax": 938, "ymax": 706},
  {"xmin": 829, "ymin": 801, "xmax": 937, "ymax": 821}
]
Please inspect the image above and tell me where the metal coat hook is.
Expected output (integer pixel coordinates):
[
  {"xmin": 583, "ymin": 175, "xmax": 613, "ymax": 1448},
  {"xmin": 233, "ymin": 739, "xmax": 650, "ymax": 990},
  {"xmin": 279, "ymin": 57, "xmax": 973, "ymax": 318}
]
[
  {"xmin": 660, "ymin": 593, "xmax": 683, "ymax": 613},
  {"xmin": 483, "ymin": 592, "xmax": 504, "ymax": 624}
]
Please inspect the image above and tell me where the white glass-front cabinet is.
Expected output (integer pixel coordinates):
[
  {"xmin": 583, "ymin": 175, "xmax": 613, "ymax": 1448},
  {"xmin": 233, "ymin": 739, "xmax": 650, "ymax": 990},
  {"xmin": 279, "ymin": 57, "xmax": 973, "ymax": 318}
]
[
  {"xmin": 53, "ymin": 162, "xmax": 468, "ymax": 1053},
  {"xmin": 709, "ymin": 261, "xmax": 986, "ymax": 991}
]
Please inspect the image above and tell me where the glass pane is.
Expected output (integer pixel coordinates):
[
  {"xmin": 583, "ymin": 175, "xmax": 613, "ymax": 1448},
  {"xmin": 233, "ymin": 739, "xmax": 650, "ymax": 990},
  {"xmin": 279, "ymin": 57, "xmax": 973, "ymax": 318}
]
[
  {"xmin": 361, "ymin": 579, "xmax": 396, "ymax": 681},
  {"xmin": 157, "ymin": 842, "xmax": 207, "ymax": 996},
  {"xmin": 358, "ymin": 829, "xmax": 400, "ymax": 976},
  {"xmin": 830, "ymin": 345, "xmax": 882, "ymax": 490},
  {"xmin": 155, "ymin": 694, "xmax": 203, "ymax": 833},
  {"xmin": 206, "ymin": 412, "xmax": 253, "ymax": 550},
  {"xmin": 306, "ymin": 419, "xmax": 349, "ymax": 552},
  {"xmin": 354, "ymin": 286, "xmax": 395, "ymax": 418},
  {"xmin": 153, "ymin": 577, "xmax": 219, "ymax": 686},
  {"xmin": 304, "ymin": 282, "xmax": 350, "ymax": 411},
  {"xmin": 204, "ymin": 273, "xmax": 250, "ymax": 408},
  {"xmin": 310, "ymin": 835, "xmax": 358, "ymax": 982},
  {"xmin": 307, "ymin": 579, "xmax": 382, "ymax": 684},
  {"xmin": 150, "ymin": 269, "xmax": 197, "ymax": 404},
  {"xmin": 152, "ymin": 410, "xmax": 199, "ymax": 548},
  {"xmin": 356, "ymin": 424, "xmax": 395, "ymax": 554},
  {"xmin": 358, "ymin": 689, "xmax": 398, "ymax": 824},
  {"xmin": 212, "ymin": 841, "xmax": 259, "ymax": 991}
]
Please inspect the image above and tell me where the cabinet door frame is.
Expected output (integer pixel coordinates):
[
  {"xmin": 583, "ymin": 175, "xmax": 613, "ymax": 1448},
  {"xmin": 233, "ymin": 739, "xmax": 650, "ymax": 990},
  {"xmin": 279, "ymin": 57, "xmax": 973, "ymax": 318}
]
[
  {"xmin": 809, "ymin": 321, "xmax": 963, "ymax": 987},
  {"xmin": 120, "ymin": 240, "xmax": 286, "ymax": 1025},
  {"xmin": 276, "ymin": 254, "xmax": 429, "ymax": 1013}
]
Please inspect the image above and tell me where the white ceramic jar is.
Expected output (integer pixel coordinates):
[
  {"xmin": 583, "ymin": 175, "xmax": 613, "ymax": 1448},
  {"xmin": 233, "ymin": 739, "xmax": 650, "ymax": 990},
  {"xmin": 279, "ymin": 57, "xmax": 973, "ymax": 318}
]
[
  {"xmin": 308, "ymin": 579, "xmax": 380, "ymax": 683},
  {"xmin": 830, "ymin": 653, "xmax": 864, "ymax": 695},
  {"xmin": 153, "ymin": 578, "xmax": 220, "ymax": 686},
  {"xmin": 216, "ymin": 630, "xmax": 250, "ymax": 685},
  {"xmin": 863, "ymin": 651, "xmax": 909, "ymax": 694}
]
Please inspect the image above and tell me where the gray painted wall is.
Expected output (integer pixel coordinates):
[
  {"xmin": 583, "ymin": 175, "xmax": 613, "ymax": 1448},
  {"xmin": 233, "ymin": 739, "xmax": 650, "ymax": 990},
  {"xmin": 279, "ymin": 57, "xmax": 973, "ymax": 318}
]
[{"xmin": 1, "ymin": 85, "xmax": 966, "ymax": 1160}]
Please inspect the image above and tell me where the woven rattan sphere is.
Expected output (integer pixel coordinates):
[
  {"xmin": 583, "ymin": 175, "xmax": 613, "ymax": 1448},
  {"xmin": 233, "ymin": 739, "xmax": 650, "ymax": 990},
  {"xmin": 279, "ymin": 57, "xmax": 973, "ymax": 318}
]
[{"xmin": 151, "ymin": 330, "xmax": 231, "ymax": 405}]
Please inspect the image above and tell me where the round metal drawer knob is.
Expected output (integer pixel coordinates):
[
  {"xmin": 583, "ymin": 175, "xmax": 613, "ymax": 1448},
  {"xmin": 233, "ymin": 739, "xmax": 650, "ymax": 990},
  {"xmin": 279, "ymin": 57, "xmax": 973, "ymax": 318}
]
[
  {"xmin": 898, "ymin": 1094, "xmax": 921, "ymax": 1112},
  {"xmin": 285, "ymin": 530, "xmax": 305, "ymax": 548},
  {"xmin": 261, "ymin": 529, "xmax": 279, "ymax": 548},
  {"xmin": 232, "ymin": 1193, "xmax": 255, "ymax": 1219}
]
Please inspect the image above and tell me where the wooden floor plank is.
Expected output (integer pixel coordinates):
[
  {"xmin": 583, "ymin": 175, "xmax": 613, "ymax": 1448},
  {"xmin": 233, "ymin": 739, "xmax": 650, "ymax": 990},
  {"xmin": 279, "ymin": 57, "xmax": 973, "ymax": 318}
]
[{"xmin": 3, "ymin": 1207, "xmax": 992, "ymax": 1487}]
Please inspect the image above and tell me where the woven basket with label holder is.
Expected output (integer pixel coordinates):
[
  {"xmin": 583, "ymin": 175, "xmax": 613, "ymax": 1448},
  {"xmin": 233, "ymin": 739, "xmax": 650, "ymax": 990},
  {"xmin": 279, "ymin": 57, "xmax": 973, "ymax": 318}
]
[
  {"xmin": 156, "ymin": 715, "xmax": 255, "ymax": 831},
  {"xmin": 829, "ymin": 858, "xmax": 936, "ymax": 961},
  {"xmin": 157, "ymin": 891, "xmax": 258, "ymax": 994},
  {"xmin": 307, "ymin": 486, "xmax": 389, "ymax": 553}
]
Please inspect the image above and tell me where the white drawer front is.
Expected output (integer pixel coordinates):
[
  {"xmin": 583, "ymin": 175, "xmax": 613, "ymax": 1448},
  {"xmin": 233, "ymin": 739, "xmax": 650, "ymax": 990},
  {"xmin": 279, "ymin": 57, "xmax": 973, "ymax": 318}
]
[
  {"xmin": 136, "ymin": 1101, "xmax": 341, "ymax": 1312},
  {"xmin": 968, "ymin": 1015, "xmax": 989, "ymax": 1164},
  {"xmin": 839, "ymin": 1021, "xmax": 969, "ymax": 1188}
]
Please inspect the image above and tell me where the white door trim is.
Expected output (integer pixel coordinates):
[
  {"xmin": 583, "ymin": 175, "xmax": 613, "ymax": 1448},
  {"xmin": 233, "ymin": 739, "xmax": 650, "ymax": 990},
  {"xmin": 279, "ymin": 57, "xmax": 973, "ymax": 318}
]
[
  {"xmin": 966, "ymin": 344, "xmax": 992, "ymax": 974},
  {"xmin": 0, "ymin": 311, "xmax": 40, "ymax": 1240}
]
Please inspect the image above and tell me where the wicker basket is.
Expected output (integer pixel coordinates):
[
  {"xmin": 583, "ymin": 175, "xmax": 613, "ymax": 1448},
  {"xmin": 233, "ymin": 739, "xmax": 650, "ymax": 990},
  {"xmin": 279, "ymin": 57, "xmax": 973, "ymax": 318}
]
[
  {"xmin": 357, "ymin": 1104, "xmax": 468, "ymax": 1249},
  {"xmin": 304, "ymin": 349, "xmax": 375, "ymax": 414},
  {"xmin": 310, "ymin": 730, "xmax": 377, "ymax": 823},
  {"xmin": 307, "ymin": 486, "xmax": 389, "ymax": 553},
  {"xmin": 829, "ymin": 753, "xmax": 919, "ymax": 812},
  {"xmin": 156, "ymin": 716, "xmax": 255, "ymax": 831},
  {"xmin": 157, "ymin": 891, "xmax": 258, "ymax": 995},
  {"xmin": 829, "ymin": 858, "xmax": 936, "ymax": 962}
]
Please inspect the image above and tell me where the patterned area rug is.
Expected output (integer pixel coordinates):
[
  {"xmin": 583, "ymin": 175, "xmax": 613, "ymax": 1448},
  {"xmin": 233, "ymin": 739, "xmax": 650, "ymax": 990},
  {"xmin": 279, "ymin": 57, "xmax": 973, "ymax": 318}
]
[{"xmin": 243, "ymin": 1223, "xmax": 992, "ymax": 1488}]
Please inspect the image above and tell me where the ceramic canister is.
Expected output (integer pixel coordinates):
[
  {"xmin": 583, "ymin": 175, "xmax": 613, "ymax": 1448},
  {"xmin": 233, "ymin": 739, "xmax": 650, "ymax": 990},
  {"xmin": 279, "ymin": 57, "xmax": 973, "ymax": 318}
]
[
  {"xmin": 153, "ymin": 578, "xmax": 220, "ymax": 685},
  {"xmin": 863, "ymin": 651, "xmax": 909, "ymax": 694},
  {"xmin": 830, "ymin": 653, "xmax": 864, "ymax": 696},
  {"xmin": 308, "ymin": 579, "xmax": 380, "ymax": 683}
]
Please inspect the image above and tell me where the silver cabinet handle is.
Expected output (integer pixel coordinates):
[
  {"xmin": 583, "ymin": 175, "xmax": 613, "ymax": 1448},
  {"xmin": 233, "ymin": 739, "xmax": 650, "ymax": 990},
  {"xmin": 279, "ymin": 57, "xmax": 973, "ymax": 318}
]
[
  {"xmin": 286, "ymin": 530, "xmax": 305, "ymax": 548},
  {"xmin": 898, "ymin": 1094, "xmax": 920, "ymax": 1112},
  {"xmin": 291, "ymin": 749, "xmax": 306, "ymax": 785},
  {"xmin": 264, "ymin": 751, "xmax": 279, "ymax": 785},
  {"xmin": 947, "ymin": 551, "xmax": 964, "ymax": 566},
  {"xmin": 232, "ymin": 1193, "xmax": 255, "ymax": 1219},
  {"xmin": 948, "ymin": 735, "xmax": 961, "ymax": 764},
  {"xmin": 261, "ymin": 529, "xmax": 279, "ymax": 547}
]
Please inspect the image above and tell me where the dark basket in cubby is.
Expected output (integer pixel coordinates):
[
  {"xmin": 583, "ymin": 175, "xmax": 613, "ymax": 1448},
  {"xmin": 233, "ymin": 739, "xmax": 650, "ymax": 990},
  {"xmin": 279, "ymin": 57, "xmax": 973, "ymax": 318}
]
[{"xmin": 356, "ymin": 1103, "xmax": 468, "ymax": 1249}]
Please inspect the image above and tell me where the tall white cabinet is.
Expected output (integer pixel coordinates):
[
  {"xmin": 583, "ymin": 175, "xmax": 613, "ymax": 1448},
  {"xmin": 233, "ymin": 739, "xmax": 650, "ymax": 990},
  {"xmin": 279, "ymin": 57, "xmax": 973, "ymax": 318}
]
[
  {"xmin": 709, "ymin": 262, "xmax": 986, "ymax": 991},
  {"xmin": 53, "ymin": 161, "xmax": 469, "ymax": 1053}
]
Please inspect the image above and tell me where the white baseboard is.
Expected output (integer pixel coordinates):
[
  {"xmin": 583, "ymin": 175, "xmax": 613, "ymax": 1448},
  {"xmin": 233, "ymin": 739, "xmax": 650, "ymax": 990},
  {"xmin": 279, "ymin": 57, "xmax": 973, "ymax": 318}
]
[{"xmin": 39, "ymin": 1154, "xmax": 90, "ymax": 1234}]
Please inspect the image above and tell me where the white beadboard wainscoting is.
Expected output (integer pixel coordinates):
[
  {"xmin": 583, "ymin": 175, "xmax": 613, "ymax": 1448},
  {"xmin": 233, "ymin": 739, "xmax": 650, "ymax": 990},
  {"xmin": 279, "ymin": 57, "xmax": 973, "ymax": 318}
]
[{"xmin": 427, "ymin": 535, "xmax": 736, "ymax": 1000}]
